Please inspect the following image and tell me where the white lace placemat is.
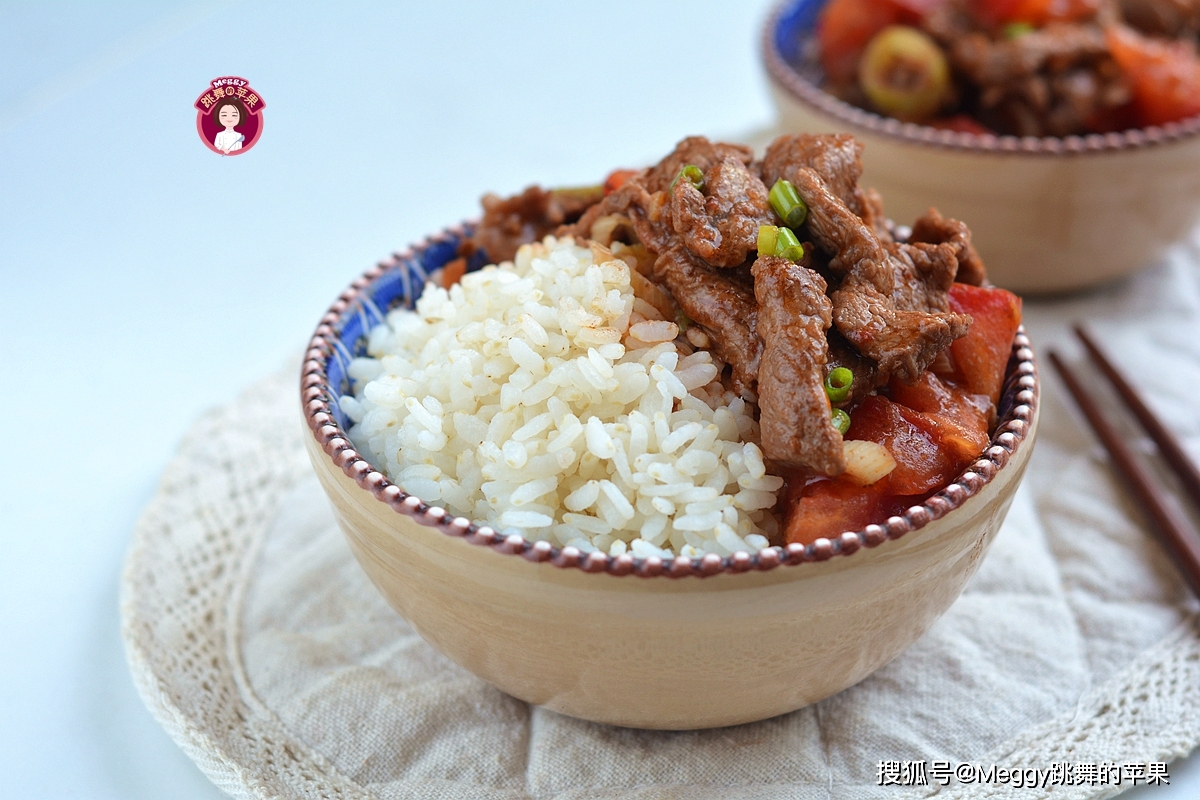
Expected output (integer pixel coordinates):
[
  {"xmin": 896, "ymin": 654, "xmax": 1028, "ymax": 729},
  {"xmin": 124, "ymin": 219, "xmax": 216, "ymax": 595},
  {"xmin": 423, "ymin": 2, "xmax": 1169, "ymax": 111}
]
[{"xmin": 122, "ymin": 244, "xmax": 1200, "ymax": 800}]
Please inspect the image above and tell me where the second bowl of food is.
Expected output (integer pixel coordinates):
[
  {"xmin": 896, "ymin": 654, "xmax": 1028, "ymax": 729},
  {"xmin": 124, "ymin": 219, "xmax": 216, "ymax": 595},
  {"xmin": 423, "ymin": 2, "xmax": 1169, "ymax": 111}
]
[
  {"xmin": 763, "ymin": 0, "xmax": 1200, "ymax": 293},
  {"xmin": 303, "ymin": 133, "xmax": 1039, "ymax": 730}
]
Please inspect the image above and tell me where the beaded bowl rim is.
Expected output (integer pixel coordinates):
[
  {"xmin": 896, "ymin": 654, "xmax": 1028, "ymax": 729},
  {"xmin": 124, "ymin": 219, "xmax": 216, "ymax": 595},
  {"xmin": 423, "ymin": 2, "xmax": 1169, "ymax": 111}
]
[
  {"xmin": 301, "ymin": 223, "xmax": 1039, "ymax": 579},
  {"xmin": 761, "ymin": 0, "xmax": 1200, "ymax": 156}
]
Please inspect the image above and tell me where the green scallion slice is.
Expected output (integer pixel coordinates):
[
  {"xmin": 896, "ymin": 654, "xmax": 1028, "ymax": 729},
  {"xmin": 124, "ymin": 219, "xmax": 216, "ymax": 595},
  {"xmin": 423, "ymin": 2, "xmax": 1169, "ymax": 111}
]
[
  {"xmin": 769, "ymin": 178, "xmax": 809, "ymax": 229},
  {"xmin": 774, "ymin": 226, "xmax": 805, "ymax": 262},
  {"xmin": 669, "ymin": 164, "xmax": 705, "ymax": 193},
  {"xmin": 757, "ymin": 225, "xmax": 780, "ymax": 257},
  {"xmin": 825, "ymin": 367, "xmax": 854, "ymax": 404},
  {"xmin": 1003, "ymin": 22, "xmax": 1035, "ymax": 38},
  {"xmin": 831, "ymin": 408, "xmax": 851, "ymax": 436}
]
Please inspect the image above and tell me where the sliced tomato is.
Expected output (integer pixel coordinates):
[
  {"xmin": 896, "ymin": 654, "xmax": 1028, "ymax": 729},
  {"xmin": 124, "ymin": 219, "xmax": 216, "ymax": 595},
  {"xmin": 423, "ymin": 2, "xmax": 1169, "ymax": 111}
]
[
  {"xmin": 604, "ymin": 169, "xmax": 637, "ymax": 195},
  {"xmin": 818, "ymin": 0, "xmax": 907, "ymax": 84},
  {"xmin": 888, "ymin": 371, "xmax": 992, "ymax": 463},
  {"xmin": 783, "ymin": 476, "xmax": 914, "ymax": 546},
  {"xmin": 947, "ymin": 283, "xmax": 1022, "ymax": 405},
  {"xmin": 927, "ymin": 114, "xmax": 994, "ymax": 134},
  {"xmin": 1107, "ymin": 25, "xmax": 1200, "ymax": 127},
  {"xmin": 781, "ymin": 359, "xmax": 999, "ymax": 544},
  {"xmin": 972, "ymin": 0, "xmax": 1098, "ymax": 27},
  {"xmin": 845, "ymin": 395, "xmax": 959, "ymax": 495}
]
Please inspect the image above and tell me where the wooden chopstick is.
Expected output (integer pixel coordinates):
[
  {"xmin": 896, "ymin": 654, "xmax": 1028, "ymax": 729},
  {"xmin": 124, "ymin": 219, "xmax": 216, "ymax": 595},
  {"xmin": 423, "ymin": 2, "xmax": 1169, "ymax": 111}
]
[
  {"xmin": 1075, "ymin": 324, "xmax": 1200, "ymax": 505},
  {"xmin": 1047, "ymin": 349, "xmax": 1200, "ymax": 598}
]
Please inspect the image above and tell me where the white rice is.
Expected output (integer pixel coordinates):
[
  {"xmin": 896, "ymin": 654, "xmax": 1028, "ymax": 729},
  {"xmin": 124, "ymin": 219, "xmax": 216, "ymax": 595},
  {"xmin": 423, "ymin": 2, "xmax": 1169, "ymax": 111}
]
[{"xmin": 340, "ymin": 236, "xmax": 783, "ymax": 558}]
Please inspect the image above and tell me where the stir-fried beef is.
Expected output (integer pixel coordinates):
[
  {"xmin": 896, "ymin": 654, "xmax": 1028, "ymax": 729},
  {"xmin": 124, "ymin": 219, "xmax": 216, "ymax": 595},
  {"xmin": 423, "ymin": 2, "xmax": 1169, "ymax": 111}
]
[
  {"xmin": 463, "ymin": 185, "xmax": 602, "ymax": 264},
  {"xmin": 950, "ymin": 25, "xmax": 1130, "ymax": 136},
  {"xmin": 567, "ymin": 183, "xmax": 646, "ymax": 246},
  {"xmin": 1120, "ymin": 0, "xmax": 1200, "ymax": 37},
  {"xmin": 910, "ymin": 208, "xmax": 986, "ymax": 286},
  {"xmin": 952, "ymin": 26, "xmax": 1110, "ymax": 86},
  {"xmin": 788, "ymin": 167, "xmax": 887, "ymax": 276},
  {"xmin": 791, "ymin": 167, "xmax": 971, "ymax": 382},
  {"xmin": 639, "ymin": 137, "xmax": 756, "ymax": 195},
  {"xmin": 759, "ymin": 134, "xmax": 866, "ymax": 217},
  {"xmin": 826, "ymin": 329, "xmax": 885, "ymax": 403},
  {"xmin": 752, "ymin": 256, "xmax": 845, "ymax": 476},
  {"xmin": 467, "ymin": 133, "xmax": 989, "ymax": 477},
  {"xmin": 612, "ymin": 138, "xmax": 764, "ymax": 260},
  {"xmin": 653, "ymin": 242, "xmax": 761, "ymax": 391},
  {"xmin": 859, "ymin": 187, "xmax": 896, "ymax": 244},
  {"xmin": 670, "ymin": 156, "xmax": 775, "ymax": 268}
]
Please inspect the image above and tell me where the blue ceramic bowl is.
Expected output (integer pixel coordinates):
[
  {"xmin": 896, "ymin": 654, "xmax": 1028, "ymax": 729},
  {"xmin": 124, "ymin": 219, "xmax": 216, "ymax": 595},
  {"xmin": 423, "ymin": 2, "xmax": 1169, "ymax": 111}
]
[{"xmin": 320, "ymin": 225, "xmax": 488, "ymax": 433}]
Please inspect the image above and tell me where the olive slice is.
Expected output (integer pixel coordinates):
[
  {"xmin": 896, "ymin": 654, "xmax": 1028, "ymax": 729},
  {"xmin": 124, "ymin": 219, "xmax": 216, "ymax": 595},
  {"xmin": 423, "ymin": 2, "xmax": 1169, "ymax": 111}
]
[{"xmin": 859, "ymin": 26, "xmax": 951, "ymax": 122}]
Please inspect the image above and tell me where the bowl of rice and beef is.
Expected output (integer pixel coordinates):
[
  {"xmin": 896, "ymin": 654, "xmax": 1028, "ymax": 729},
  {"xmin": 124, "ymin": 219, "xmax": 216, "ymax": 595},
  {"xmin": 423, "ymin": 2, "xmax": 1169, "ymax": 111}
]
[
  {"xmin": 302, "ymin": 132, "xmax": 1039, "ymax": 730},
  {"xmin": 763, "ymin": 0, "xmax": 1200, "ymax": 294}
]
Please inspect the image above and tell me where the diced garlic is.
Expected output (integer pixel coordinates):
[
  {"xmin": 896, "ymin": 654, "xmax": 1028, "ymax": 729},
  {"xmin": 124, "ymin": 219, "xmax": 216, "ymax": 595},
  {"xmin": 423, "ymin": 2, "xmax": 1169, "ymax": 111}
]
[{"xmin": 841, "ymin": 440, "xmax": 897, "ymax": 487}]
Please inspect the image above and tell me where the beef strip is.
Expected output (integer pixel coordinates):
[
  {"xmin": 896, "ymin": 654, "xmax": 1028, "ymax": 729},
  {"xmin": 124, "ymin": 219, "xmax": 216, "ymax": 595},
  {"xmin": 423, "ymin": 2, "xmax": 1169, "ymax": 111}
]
[
  {"xmin": 790, "ymin": 167, "xmax": 887, "ymax": 275},
  {"xmin": 826, "ymin": 329, "xmax": 885, "ymax": 404},
  {"xmin": 670, "ymin": 155, "xmax": 775, "ymax": 267},
  {"xmin": 569, "ymin": 136, "xmax": 769, "ymax": 261},
  {"xmin": 653, "ymin": 241, "xmax": 761, "ymax": 392},
  {"xmin": 639, "ymin": 136, "xmax": 756, "ymax": 194},
  {"xmin": 752, "ymin": 256, "xmax": 845, "ymax": 476},
  {"xmin": 617, "ymin": 137, "xmax": 761, "ymax": 257},
  {"xmin": 566, "ymin": 182, "xmax": 643, "ymax": 242},
  {"xmin": 759, "ymin": 134, "xmax": 866, "ymax": 217},
  {"xmin": 464, "ymin": 184, "xmax": 603, "ymax": 264},
  {"xmin": 921, "ymin": 0, "xmax": 977, "ymax": 44},
  {"xmin": 791, "ymin": 168, "xmax": 971, "ymax": 382},
  {"xmin": 1121, "ymin": 0, "xmax": 1200, "ymax": 36},
  {"xmin": 952, "ymin": 25, "xmax": 1109, "ymax": 86},
  {"xmin": 909, "ymin": 207, "xmax": 987, "ymax": 286},
  {"xmin": 859, "ymin": 187, "xmax": 896, "ymax": 244},
  {"xmin": 952, "ymin": 24, "xmax": 1130, "ymax": 136}
]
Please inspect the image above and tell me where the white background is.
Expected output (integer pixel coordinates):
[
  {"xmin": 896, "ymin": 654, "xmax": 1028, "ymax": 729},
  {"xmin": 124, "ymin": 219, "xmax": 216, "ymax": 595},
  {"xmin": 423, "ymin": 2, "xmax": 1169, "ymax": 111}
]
[{"xmin": 0, "ymin": 1, "xmax": 1195, "ymax": 797}]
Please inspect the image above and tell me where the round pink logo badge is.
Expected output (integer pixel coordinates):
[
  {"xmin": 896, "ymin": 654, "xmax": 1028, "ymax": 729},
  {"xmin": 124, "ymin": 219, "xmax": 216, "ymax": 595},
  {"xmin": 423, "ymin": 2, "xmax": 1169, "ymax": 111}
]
[{"xmin": 194, "ymin": 76, "xmax": 265, "ymax": 156}]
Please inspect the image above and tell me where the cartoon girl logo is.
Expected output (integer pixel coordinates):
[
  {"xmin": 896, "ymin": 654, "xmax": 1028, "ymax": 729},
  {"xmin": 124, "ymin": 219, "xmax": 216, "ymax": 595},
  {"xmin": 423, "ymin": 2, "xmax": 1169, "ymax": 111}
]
[{"xmin": 194, "ymin": 77, "xmax": 265, "ymax": 156}]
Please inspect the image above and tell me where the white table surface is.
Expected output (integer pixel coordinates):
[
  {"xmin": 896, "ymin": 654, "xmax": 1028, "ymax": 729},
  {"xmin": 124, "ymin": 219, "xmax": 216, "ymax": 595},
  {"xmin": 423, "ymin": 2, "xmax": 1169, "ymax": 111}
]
[{"xmin": 1, "ymin": 2, "xmax": 1195, "ymax": 797}]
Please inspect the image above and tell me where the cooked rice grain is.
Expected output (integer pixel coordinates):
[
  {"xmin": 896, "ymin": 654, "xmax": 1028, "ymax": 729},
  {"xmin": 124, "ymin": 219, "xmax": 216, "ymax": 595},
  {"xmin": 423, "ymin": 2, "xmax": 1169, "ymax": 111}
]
[{"xmin": 342, "ymin": 237, "xmax": 782, "ymax": 558}]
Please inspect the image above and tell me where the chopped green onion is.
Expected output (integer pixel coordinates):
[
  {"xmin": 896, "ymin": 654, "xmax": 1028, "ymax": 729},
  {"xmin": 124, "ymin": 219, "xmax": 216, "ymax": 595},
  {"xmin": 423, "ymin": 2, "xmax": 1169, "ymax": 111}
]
[
  {"xmin": 675, "ymin": 309, "xmax": 691, "ymax": 332},
  {"xmin": 1003, "ymin": 22, "xmax": 1035, "ymax": 38},
  {"xmin": 669, "ymin": 164, "xmax": 705, "ymax": 193},
  {"xmin": 825, "ymin": 367, "xmax": 854, "ymax": 404},
  {"xmin": 774, "ymin": 226, "xmax": 805, "ymax": 262},
  {"xmin": 757, "ymin": 224, "xmax": 805, "ymax": 262},
  {"xmin": 757, "ymin": 225, "xmax": 780, "ymax": 257},
  {"xmin": 769, "ymin": 178, "xmax": 809, "ymax": 229},
  {"xmin": 779, "ymin": 243, "xmax": 806, "ymax": 262},
  {"xmin": 831, "ymin": 408, "xmax": 852, "ymax": 435}
]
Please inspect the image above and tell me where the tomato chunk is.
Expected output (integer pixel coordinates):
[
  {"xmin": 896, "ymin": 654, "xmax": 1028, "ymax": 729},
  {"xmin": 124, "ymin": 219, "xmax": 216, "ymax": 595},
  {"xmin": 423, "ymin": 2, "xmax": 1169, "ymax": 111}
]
[
  {"xmin": 927, "ymin": 114, "xmax": 993, "ymax": 134},
  {"xmin": 604, "ymin": 169, "xmax": 637, "ymax": 195},
  {"xmin": 887, "ymin": 371, "xmax": 992, "ymax": 463},
  {"xmin": 1107, "ymin": 25, "xmax": 1200, "ymax": 127},
  {"xmin": 972, "ymin": 0, "xmax": 1099, "ymax": 27},
  {"xmin": 846, "ymin": 395, "xmax": 958, "ymax": 494},
  {"xmin": 783, "ymin": 476, "xmax": 913, "ymax": 546},
  {"xmin": 947, "ymin": 283, "xmax": 1022, "ymax": 405},
  {"xmin": 818, "ymin": 0, "xmax": 907, "ymax": 83}
]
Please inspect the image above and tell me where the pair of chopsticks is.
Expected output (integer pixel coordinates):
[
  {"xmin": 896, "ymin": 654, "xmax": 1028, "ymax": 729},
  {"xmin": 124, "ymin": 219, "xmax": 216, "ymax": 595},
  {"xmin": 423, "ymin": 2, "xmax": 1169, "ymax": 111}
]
[{"xmin": 1048, "ymin": 327, "xmax": 1200, "ymax": 597}]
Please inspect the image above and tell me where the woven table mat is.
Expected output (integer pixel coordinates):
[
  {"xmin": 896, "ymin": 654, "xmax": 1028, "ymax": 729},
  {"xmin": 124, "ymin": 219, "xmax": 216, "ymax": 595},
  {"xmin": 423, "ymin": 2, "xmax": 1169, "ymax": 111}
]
[{"xmin": 122, "ymin": 249, "xmax": 1200, "ymax": 799}]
